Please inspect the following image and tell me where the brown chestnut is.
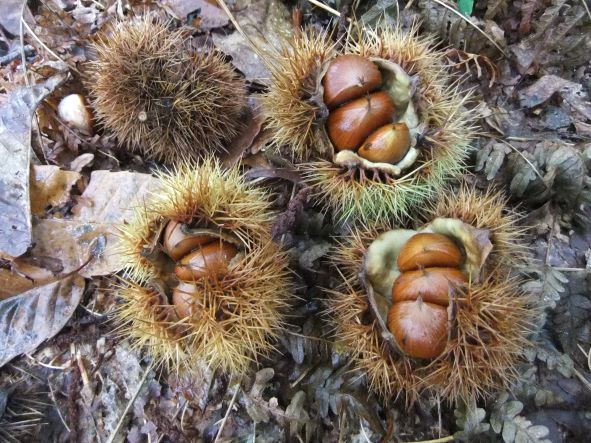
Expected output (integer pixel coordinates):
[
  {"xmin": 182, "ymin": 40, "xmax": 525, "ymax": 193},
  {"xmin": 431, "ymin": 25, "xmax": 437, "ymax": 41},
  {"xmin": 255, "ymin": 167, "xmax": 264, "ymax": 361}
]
[
  {"xmin": 387, "ymin": 299, "xmax": 448, "ymax": 359},
  {"xmin": 392, "ymin": 267, "xmax": 467, "ymax": 306},
  {"xmin": 163, "ymin": 220, "xmax": 214, "ymax": 261},
  {"xmin": 326, "ymin": 91, "xmax": 395, "ymax": 152},
  {"xmin": 397, "ymin": 233, "xmax": 462, "ymax": 272},
  {"xmin": 322, "ymin": 55, "xmax": 382, "ymax": 109},
  {"xmin": 357, "ymin": 122, "xmax": 411, "ymax": 164},
  {"xmin": 174, "ymin": 241, "xmax": 238, "ymax": 281},
  {"xmin": 172, "ymin": 281, "xmax": 201, "ymax": 318}
]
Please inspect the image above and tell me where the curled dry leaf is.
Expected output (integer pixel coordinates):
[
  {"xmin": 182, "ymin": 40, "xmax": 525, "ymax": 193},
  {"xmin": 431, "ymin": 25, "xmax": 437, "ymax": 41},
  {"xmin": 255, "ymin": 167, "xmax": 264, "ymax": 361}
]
[
  {"xmin": 0, "ymin": 275, "xmax": 85, "ymax": 368},
  {"xmin": 0, "ymin": 73, "xmax": 67, "ymax": 257},
  {"xmin": 445, "ymin": 48, "xmax": 500, "ymax": 87}
]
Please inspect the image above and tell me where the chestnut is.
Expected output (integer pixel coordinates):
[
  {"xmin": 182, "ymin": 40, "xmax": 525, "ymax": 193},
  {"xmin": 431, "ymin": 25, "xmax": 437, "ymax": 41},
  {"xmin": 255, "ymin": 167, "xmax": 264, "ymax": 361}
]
[
  {"xmin": 163, "ymin": 220, "xmax": 215, "ymax": 261},
  {"xmin": 172, "ymin": 281, "xmax": 201, "ymax": 318},
  {"xmin": 174, "ymin": 241, "xmax": 238, "ymax": 281},
  {"xmin": 397, "ymin": 233, "xmax": 462, "ymax": 272},
  {"xmin": 357, "ymin": 122, "xmax": 410, "ymax": 164},
  {"xmin": 322, "ymin": 55, "xmax": 382, "ymax": 109},
  {"xmin": 326, "ymin": 91, "xmax": 395, "ymax": 151},
  {"xmin": 387, "ymin": 299, "xmax": 448, "ymax": 359},
  {"xmin": 392, "ymin": 267, "xmax": 467, "ymax": 306}
]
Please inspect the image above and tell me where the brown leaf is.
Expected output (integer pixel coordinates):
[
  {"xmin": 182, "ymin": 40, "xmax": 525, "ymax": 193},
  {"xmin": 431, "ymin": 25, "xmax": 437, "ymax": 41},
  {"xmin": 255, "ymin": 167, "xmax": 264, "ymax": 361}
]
[
  {"xmin": 211, "ymin": 0, "xmax": 292, "ymax": 81},
  {"xmin": 220, "ymin": 101, "xmax": 264, "ymax": 167},
  {"xmin": 0, "ymin": 74, "xmax": 67, "ymax": 257},
  {"xmin": 160, "ymin": 0, "xmax": 229, "ymax": 29},
  {"xmin": 445, "ymin": 48, "xmax": 500, "ymax": 87},
  {"xmin": 0, "ymin": 275, "xmax": 85, "ymax": 368},
  {"xmin": 244, "ymin": 167, "xmax": 301, "ymax": 184},
  {"xmin": 30, "ymin": 165, "xmax": 81, "ymax": 215},
  {"xmin": 72, "ymin": 170, "xmax": 159, "ymax": 222}
]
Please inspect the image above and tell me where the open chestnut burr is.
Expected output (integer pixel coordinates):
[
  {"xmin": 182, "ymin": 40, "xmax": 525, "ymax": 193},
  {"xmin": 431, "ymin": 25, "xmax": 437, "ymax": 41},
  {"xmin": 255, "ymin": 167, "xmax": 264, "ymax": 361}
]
[
  {"xmin": 262, "ymin": 26, "xmax": 478, "ymax": 225},
  {"xmin": 116, "ymin": 159, "xmax": 292, "ymax": 375},
  {"xmin": 327, "ymin": 186, "xmax": 537, "ymax": 403}
]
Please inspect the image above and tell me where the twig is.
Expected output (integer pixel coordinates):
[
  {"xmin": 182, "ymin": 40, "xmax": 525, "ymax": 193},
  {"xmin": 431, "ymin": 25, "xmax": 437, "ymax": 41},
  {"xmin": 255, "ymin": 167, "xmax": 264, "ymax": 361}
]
[
  {"xmin": 359, "ymin": 419, "xmax": 371, "ymax": 443},
  {"xmin": 306, "ymin": 0, "xmax": 340, "ymax": 17},
  {"xmin": 430, "ymin": 0, "xmax": 508, "ymax": 57},
  {"xmin": 48, "ymin": 379, "xmax": 71, "ymax": 433},
  {"xmin": 581, "ymin": 0, "xmax": 591, "ymax": 21},
  {"xmin": 21, "ymin": 17, "xmax": 81, "ymax": 75},
  {"xmin": 215, "ymin": 0, "xmax": 271, "ymax": 63},
  {"xmin": 214, "ymin": 382, "xmax": 241, "ymax": 443},
  {"xmin": 19, "ymin": 0, "xmax": 30, "ymax": 86},
  {"xmin": 105, "ymin": 361, "xmax": 156, "ymax": 443}
]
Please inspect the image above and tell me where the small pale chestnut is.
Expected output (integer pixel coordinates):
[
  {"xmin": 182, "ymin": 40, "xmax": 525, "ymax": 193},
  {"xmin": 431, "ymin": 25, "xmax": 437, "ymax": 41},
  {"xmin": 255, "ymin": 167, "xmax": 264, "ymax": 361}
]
[
  {"xmin": 327, "ymin": 91, "xmax": 395, "ymax": 151},
  {"xmin": 387, "ymin": 298, "xmax": 448, "ymax": 359},
  {"xmin": 163, "ymin": 220, "xmax": 215, "ymax": 261},
  {"xmin": 57, "ymin": 94, "xmax": 93, "ymax": 134},
  {"xmin": 397, "ymin": 233, "xmax": 462, "ymax": 272},
  {"xmin": 172, "ymin": 281, "xmax": 201, "ymax": 318},
  {"xmin": 392, "ymin": 267, "xmax": 467, "ymax": 306},
  {"xmin": 322, "ymin": 55, "xmax": 382, "ymax": 109},
  {"xmin": 357, "ymin": 122, "xmax": 411, "ymax": 164},
  {"xmin": 174, "ymin": 241, "xmax": 238, "ymax": 281}
]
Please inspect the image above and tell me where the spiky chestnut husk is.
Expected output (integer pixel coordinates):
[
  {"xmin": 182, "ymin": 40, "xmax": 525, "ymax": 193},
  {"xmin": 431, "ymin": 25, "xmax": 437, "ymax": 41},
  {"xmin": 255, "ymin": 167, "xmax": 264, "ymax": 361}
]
[
  {"xmin": 261, "ymin": 24, "xmax": 478, "ymax": 225},
  {"xmin": 326, "ymin": 185, "xmax": 537, "ymax": 404},
  {"xmin": 114, "ymin": 159, "xmax": 292, "ymax": 374},
  {"xmin": 118, "ymin": 159, "xmax": 275, "ymax": 282},
  {"xmin": 87, "ymin": 18, "xmax": 246, "ymax": 163}
]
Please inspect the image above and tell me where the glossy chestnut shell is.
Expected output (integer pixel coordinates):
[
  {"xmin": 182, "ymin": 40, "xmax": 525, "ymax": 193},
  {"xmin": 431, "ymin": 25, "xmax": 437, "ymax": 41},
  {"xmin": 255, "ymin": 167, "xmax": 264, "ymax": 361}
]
[
  {"xmin": 174, "ymin": 241, "xmax": 238, "ymax": 281},
  {"xmin": 357, "ymin": 122, "xmax": 410, "ymax": 164},
  {"xmin": 397, "ymin": 233, "xmax": 462, "ymax": 272},
  {"xmin": 392, "ymin": 267, "xmax": 467, "ymax": 305},
  {"xmin": 322, "ymin": 55, "xmax": 382, "ymax": 109},
  {"xmin": 387, "ymin": 299, "xmax": 448, "ymax": 359},
  {"xmin": 163, "ymin": 220, "xmax": 214, "ymax": 261},
  {"xmin": 326, "ymin": 91, "xmax": 395, "ymax": 151},
  {"xmin": 172, "ymin": 281, "xmax": 201, "ymax": 318}
]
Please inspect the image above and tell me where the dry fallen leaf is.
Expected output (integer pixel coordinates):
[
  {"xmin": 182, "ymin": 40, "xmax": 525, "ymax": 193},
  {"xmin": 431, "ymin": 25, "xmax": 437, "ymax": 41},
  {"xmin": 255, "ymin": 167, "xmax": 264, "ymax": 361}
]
[
  {"xmin": 0, "ymin": 73, "xmax": 67, "ymax": 257},
  {"xmin": 0, "ymin": 275, "xmax": 85, "ymax": 368},
  {"xmin": 159, "ymin": 0, "xmax": 229, "ymax": 29},
  {"xmin": 30, "ymin": 165, "xmax": 81, "ymax": 215},
  {"xmin": 72, "ymin": 170, "xmax": 159, "ymax": 223}
]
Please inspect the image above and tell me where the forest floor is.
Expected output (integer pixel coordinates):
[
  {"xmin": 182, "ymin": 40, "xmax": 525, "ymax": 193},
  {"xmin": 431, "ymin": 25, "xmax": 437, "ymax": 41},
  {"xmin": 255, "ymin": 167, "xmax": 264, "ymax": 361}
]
[{"xmin": 0, "ymin": 0, "xmax": 590, "ymax": 442}]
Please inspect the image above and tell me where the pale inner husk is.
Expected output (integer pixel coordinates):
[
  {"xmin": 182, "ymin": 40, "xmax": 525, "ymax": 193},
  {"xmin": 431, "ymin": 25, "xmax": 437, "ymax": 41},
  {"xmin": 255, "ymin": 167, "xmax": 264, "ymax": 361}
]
[
  {"xmin": 319, "ymin": 56, "xmax": 423, "ymax": 176},
  {"xmin": 362, "ymin": 218, "xmax": 493, "ymax": 325}
]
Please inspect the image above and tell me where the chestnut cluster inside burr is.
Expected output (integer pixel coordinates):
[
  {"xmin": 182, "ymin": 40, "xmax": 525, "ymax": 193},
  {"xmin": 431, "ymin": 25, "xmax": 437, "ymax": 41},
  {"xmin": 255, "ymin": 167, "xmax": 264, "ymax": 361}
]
[
  {"xmin": 387, "ymin": 233, "xmax": 467, "ymax": 359},
  {"xmin": 323, "ymin": 55, "xmax": 411, "ymax": 165},
  {"xmin": 162, "ymin": 220, "xmax": 239, "ymax": 319}
]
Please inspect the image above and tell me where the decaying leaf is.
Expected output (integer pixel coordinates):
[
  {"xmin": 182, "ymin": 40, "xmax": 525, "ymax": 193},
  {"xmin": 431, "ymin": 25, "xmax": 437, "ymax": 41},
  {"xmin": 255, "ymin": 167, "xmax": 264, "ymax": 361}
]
[
  {"xmin": 243, "ymin": 368, "xmax": 283, "ymax": 424},
  {"xmin": 285, "ymin": 391, "xmax": 315, "ymax": 443},
  {"xmin": 490, "ymin": 393, "xmax": 551, "ymax": 443},
  {"xmin": 454, "ymin": 398, "xmax": 490, "ymax": 441},
  {"xmin": 72, "ymin": 170, "xmax": 159, "ymax": 222},
  {"xmin": 0, "ymin": 73, "xmax": 67, "ymax": 257},
  {"xmin": 417, "ymin": 0, "xmax": 507, "ymax": 56},
  {"xmin": 0, "ymin": 275, "xmax": 84, "ymax": 368},
  {"xmin": 30, "ymin": 165, "xmax": 81, "ymax": 215},
  {"xmin": 445, "ymin": 48, "xmax": 500, "ymax": 87},
  {"xmin": 160, "ymin": 0, "xmax": 229, "ymax": 30},
  {"xmin": 522, "ymin": 266, "xmax": 568, "ymax": 309},
  {"xmin": 475, "ymin": 142, "xmax": 511, "ymax": 180},
  {"xmin": 211, "ymin": 0, "xmax": 292, "ymax": 81}
]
